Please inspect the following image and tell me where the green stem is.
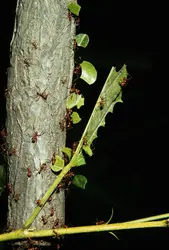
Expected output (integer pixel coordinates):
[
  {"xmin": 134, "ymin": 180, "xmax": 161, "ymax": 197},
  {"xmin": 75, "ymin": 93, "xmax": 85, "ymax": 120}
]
[
  {"xmin": 0, "ymin": 219, "xmax": 168, "ymax": 242},
  {"xmin": 127, "ymin": 213, "xmax": 169, "ymax": 223},
  {"xmin": 23, "ymin": 162, "xmax": 72, "ymax": 229}
]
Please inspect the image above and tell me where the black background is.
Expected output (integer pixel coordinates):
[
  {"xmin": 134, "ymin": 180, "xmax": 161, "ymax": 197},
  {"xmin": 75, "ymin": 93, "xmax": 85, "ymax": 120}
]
[{"xmin": 0, "ymin": 0, "xmax": 168, "ymax": 249}]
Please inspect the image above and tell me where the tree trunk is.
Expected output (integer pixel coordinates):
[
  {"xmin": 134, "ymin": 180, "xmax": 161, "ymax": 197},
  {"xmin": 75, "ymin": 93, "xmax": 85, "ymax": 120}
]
[{"xmin": 6, "ymin": 0, "xmax": 76, "ymax": 247}]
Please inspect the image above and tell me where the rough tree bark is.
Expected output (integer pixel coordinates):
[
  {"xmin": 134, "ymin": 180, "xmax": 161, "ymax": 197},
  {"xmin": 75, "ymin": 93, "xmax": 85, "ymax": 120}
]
[{"xmin": 6, "ymin": 0, "xmax": 76, "ymax": 247}]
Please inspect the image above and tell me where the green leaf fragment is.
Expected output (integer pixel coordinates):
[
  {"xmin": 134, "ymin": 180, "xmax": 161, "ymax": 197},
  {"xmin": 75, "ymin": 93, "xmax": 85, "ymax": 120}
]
[
  {"xmin": 67, "ymin": 2, "xmax": 81, "ymax": 16},
  {"xmin": 72, "ymin": 174, "xmax": 87, "ymax": 189},
  {"xmin": 61, "ymin": 147, "xmax": 72, "ymax": 160},
  {"xmin": 80, "ymin": 61, "xmax": 97, "ymax": 85},
  {"xmin": 82, "ymin": 145, "xmax": 93, "ymax": 156},
  {"xmin": 51, "ymin": 155, "xmax": 64, "ymax": 173},
  {"xmin": 75, "ymin": 34, "xmax": 89, "ymax": 48},
  {"xmin": 76, "ymin": 96, "xmax": 84, "ymax": 109},
  {"xmin": 66, "ymin": 93, "xmax": 84, "ymax": 109},
  {"xmin": 71, "ymin": 111, "xmax": 81, "ymax": 124}
]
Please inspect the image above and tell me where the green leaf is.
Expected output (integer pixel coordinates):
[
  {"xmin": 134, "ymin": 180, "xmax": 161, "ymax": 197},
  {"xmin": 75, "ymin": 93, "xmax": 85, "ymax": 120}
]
[
  {"xmin": 80, "ymin": 61, "xmax": 97, "ymax": 85},
  {"xmin": 66, "ymin": 93, "xmax": 84, "ymax": 109},
  {"xmin": 75, "ymin": 34, "xmax": 89, "ymax": 48},
  {"xmin": 82, "ymin": 145, "xmax": 93, "ymax": 157},
  {"xmin": 51, "ymin": 156, "xmax": 64, "ymax": 173},
  {"xmin": 71, "ymin": 112, "xmax": 81, "ymax": 124},
  {"xmin": 69, "ymin": 65, "xmax": 128, "ymax": 168},
  {"xmin": 61, "ymin": 147, "xmax": 72, "ymax": 160},
  {"xmin": 67, "ymin": 2, "xmax": 81, "ymax": 16},
  {"xmin": 72, "ymin": 175, "xmax": 87, "ymax": 189},
  {"xmin": 80, "ymin": 65, "xmax": 127, "ymax": 150}
]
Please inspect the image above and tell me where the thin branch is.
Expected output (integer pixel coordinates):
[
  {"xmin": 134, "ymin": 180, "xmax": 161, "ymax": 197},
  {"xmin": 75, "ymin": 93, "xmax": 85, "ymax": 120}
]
[{"xmin": 0, "ymin": 217, "xmax": 168, "ymax": 243}]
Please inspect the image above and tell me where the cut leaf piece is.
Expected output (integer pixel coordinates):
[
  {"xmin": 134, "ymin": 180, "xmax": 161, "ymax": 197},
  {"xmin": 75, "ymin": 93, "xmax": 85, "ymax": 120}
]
[
  {"xmin": 80, "ymin": 61, "xmax": 97, "ymax": 85},
  {"xmin": 72, "ymin": 175, "xmax": 87, "ymax": 189},
  {"xmin": 75, "ymin": 34, "xmax": 89, "ymax": 48},
  {"xmin": 76, "ymin": 96, "xmax": 84, "ymax": 109},
  {"xmin": 71, "ymin": 112, "xmax": 81, "ymax": 124},
  {"xmin": 61, "ymin": 147, "xmax": 72, "ymax": 160},
  {"xmin": 67, "ymin": 2, "xmax": 81, "ymax": 16},
  {"xmin": 82, "ymin": 145, "xmax": 93, "ymax": 156},
  {"xmin": 66, "ymin": 93, "xmax": 84, "ymax": 109},
  {"xmin": 51, "ymin": 155, "xmax": 64, "ymax": 172}
]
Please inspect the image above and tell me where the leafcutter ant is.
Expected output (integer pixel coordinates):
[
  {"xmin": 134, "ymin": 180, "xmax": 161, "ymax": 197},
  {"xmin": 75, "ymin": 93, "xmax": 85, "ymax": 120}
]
[
  {"xmin": 8, "ymin": 147, "xmax": 16, "ymax": 156},
  {"xmin": 59, "ymin": 119, "xmax": 66, "ymax": 132},
  {"xmin": 49, "ymin": 153, "xmax": 56, "ymax": 165},
  {"xmin": 14, "ymin": 192, "xmax": 19, "ymax": 202},
  {"xmin": 57, "ymin": 171, "xmax": 74, "ymax": 193},
  {"xmin": 31, "ymin": 41, "xmax": 38, "ymax": 49},
  {"xmin": 83, "ymin": 135, "xmax": 88, "ymax": 146},
  {"xmin": 0, "ymin": 143, "xmax": 7, "ymax": 154},
  {"xmin": 72, "ymin": 141, "xmax": 78, "ymax": 154},
  {"xmin": 67, "ymin": 10, "xmax": 72, "ymax": 21},
  {"xmin": 70, "ymin": 86, "xmax": 80, "ymax": 95},
  {"xmin": 37, "ymin": 90, "xmax": 49, "ymax": 100},
  {"xmin": 98, "ymin": 97, "xmax": 105, "ymax": 110},
  {"xmin": 38, "ymin": 163, "xmax": 47, "ymax": 174},
  {"xmin": 65, "ymin": 109, "xmax": 73, "ymax": 129},
  {"xmin": 75, "ymin": 17, "xmax": 80, "ymax": 28},
  {"xmin": 73, "ymin": 65, "xmax": 81, "ymax": 76},
  {"xmin": 41, "ymin": 215, "xmax": 47, "ymax": 225},
  {"xmin": 62, "ymin": 152, "xmax": 69, "ymax": 165},
  {"xmin": 0, "ymin": 128, "xmax": 7, "ymax": 138},
  {"xmin": 119, "ymin": 75, "xmax": 131, "ymax": 87},
  {"xmin": 31, "ymin": 131, "xmax": 42, "ymax": 143},
  {"xmin": 51, "ymin": 207, "xmax": 54, "ymax": 217},
  {"xmin": 36, "ymin": 199, "xmax": 42, "ymax": 207},
  {"xmin": 4, "ymin": 88, "xmax": 9, "ymax": 98},
  {"xmin": 48, "ymin": 196, "xmax": 52, "ymax": 202},
  {"xmin": 27, "ymin": 167, "xmax": 32, "ymax": 177},
  {"xmin": 96, "ymin": 220, "xmax": 105, "ymax": 225},
  {"xmin": 7, "ymin": 183, "xmax": 13, "ymax": 193},
  {"xmin": 73, "ymin": 39, "xmax": 77, "ymax": 51},
  {"xmin": 23, "ymin": 58, "xmax": 31, "ymax": 67},
  {"xmin": 52, "ymin": 219, "xmax": 59, "ymax": 229}
]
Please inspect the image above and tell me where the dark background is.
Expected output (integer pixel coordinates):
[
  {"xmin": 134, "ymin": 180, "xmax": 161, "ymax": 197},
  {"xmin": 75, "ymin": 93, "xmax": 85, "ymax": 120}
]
[{"xmin": 0, "ymin": 0, "xmax": 168, "ymax": 249}]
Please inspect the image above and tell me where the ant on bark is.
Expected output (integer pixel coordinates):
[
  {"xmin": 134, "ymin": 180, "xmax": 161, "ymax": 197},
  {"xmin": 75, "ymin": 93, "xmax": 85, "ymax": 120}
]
[
  {"xmin": 67, "ymin": 10, "xmax": 80, "ymax": 28},
  {"xmin": 41, "ymin": 215, "xmax": 47, "ymax": 225},
  {"xmin": 27, "ymin": 167, "xmax": 32, "ymax": 177},
  {"xmin": 37, "ymin": 90, "xmax": 49, "ymax": 100},
  {"xmin": 59, "ymin": 119, "xmax": 67, "ymax": 132},
  {"xmin": 8, "ymin": 147, "xmax": 16, "ymax": 156},
  {"xmin": 31, "ymin": 131, "xmax": 44, "ymax": 143}
]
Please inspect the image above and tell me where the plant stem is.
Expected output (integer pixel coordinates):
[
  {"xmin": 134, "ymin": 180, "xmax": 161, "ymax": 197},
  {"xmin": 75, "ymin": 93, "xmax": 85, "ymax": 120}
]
[
  {"xmin": 127, "ymin": 213, "xmax": 169, "ymax": 223},
  {"xmin": 23, "ymin": 162, "xmax": 72, "ymax": 229},
  {"xmin": 0, "ymin": 219, "xmax": 168, "ymax": 242}
]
